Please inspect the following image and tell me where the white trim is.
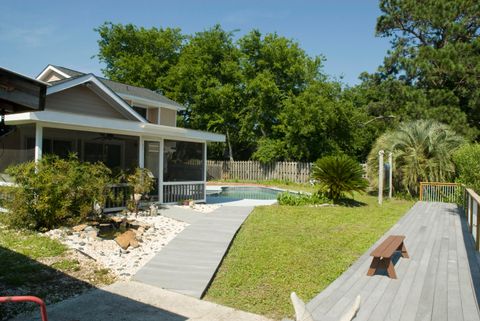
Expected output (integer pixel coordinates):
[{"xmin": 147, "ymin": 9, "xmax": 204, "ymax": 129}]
[
  {"xmin": 139, "ymin": 137, "xmax": 145, "ymax": 168},
  {"xmin": 162, "ymin": 181, "xmax": 205, "ymax": 185},
  {"xmin": 46, "ymin": 74, "xmax": 147, "ymax": 123},
  {"xmin": 203, "ymin": 142, "xmax": 207, "ymax": 200},
  {"xmin": 36, "ymin": 65, "xmax": 71, "ymax": 81},
  {"xmin": 35, "ymin": 123, "xmax": 42, "ymax": 163},
  {"xmin": 159, "ymin": 139, "xmax": 164, "ymax": 203},
  {"xmin": 5, "ymin": 111, "xmax": 226, "ymax": 142},
  {"xmin": 119, "ymin": 93, "xmax": 186, "ymax": 111}
]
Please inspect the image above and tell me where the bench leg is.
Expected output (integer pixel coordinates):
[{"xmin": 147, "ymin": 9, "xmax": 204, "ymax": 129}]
[
  {"xmin": 396, "ymin": 242, "xmax": 409, "ymax": 258},
  {"xmin": 367, "ymin": 257, "xmax": 380, "ymax": 276},
  {"xmin": 385, "ymin": 258, "xmax": 397, "ymax": 279}
]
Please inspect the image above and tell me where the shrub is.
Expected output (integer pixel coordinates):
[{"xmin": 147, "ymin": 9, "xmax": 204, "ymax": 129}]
[
  {"xmin": 3, "ymin": 155, "xmax": 112, "ymax": 230},
  {"xmin": 311, "ymin": 154, "xmax": 368, "ymax": 202},
  {"xmin": 453, "ymin": 143, "xmax": 480, "ymax": 192},
  {"xmin": 277, "ymin": 192, "xmax": 329, "ymax": 206}
]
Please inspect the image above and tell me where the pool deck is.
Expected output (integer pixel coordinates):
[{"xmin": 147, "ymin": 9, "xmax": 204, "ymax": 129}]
[
  {"xmin": 134, "ymin": 205, "xmax": 254, "ymax": 298},
  {"xmin": 305, "ymin": 201, "xmax": 480, "ymax": 321}
]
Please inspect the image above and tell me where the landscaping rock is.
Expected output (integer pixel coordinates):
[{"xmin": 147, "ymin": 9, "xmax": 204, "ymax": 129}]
[
  {"xmin": 115, "ymin": 230, "xmax": 136, "ymax": 250},
  {"xmin": 130, "ymin": 239, "xmax": 140, "ymax": 249},
  {"xmin": 72, "ymin": 224, "xmax": 88, "ymax": 232}
]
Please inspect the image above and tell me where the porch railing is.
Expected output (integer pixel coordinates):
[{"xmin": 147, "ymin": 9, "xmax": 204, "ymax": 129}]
[
  {"xmin": 104, "ymin": 183, "xmax": 132, "ymax": 213},
  {"xmin": 419, "ymin": 182, "xmax": 463, "ymax": 203},
  {"xmin": 163, "ymin": 182, "xmax": 205, "ymax": 204}
]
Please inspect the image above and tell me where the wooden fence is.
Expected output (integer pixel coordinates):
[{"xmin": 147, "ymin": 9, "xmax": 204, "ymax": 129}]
[
  {"xmin": 207, "ymin": 161, "xmax": 312, "ymax": 183},
  {"xmin": 207, "ymin": 160, "xmax": 368, "ymax": 183}
]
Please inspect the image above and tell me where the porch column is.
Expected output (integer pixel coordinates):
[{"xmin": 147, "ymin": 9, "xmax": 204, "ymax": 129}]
[
  {"xmin": 159, "ymin": 139, "xmax": 164, "ymax": 203},
  {"xmin": 34, "ymin": 123, "xmax": 43, "ymax": 163},
  {"xmin": 203, "ymin": 142, "xmax": 207, "ymax": 201},
  {"xmin": 138, "ymin": 137, "xmax": 144, "ymax": 168}
]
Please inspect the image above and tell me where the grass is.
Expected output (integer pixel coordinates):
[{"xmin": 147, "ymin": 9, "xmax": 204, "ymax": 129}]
[
  {"xmin": 0, "ymin": 228, "xmax": 68, "ymax": 286},
  {"xmin": 204, "ymin": 193, "xmax": 414, "ymax": 319},
  {"xmin": 0, "ymin": 225, "xmax": 115, "ymax": 320}
]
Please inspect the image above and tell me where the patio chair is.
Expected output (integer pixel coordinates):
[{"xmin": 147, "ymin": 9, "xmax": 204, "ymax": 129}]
[{"xmin": 287, "ymin": 292, "xmax": 360, "ymax": 321}]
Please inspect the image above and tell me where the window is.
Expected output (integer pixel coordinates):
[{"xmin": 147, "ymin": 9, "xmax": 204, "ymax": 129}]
[{"xmin": 132, "ymin": 106, "xmax": 147, "ymax": 119}]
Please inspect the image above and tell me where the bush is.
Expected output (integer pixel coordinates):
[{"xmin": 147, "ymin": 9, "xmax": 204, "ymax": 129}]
[
  {"xmin": 311, "ymin": 154, "xmax": 368, "ymax": 202},
  {"xmin": 3, "ymin": 155, "xmax": 112, "ymax": 230},
  {"xmin": 453, "ymin": 143, "xmax": 480, "ymax": 192},
  {"xmin": 277, "ymin": 192, "xmax": 329, "ymax": 206}
]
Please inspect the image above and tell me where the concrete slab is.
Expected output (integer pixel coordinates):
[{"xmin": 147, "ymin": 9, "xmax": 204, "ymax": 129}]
[
  {"xmin": 11, "ymin": 281, "xmax": 272, "ymax": 321},
  {"xmin": 133, "ymin": 206, "xmax": 254, "ymax": 298}
]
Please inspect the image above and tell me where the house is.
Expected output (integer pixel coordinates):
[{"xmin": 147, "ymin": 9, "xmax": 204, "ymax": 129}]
[{"xmin": 1, "ymin": 65, "xmax": 225, "ymax": 204}]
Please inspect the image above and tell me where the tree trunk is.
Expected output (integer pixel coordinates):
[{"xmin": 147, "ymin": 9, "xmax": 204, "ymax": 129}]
[{"xmin": 226, "ymin": 129, "xmax": 234, "ymax": 161}]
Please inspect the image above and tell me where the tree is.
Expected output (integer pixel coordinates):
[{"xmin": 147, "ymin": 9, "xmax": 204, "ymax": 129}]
[
  {"xmin": 253, "ymin": 81, "xmax": 372, "ymax": 162},
  {"xmin": 366, "ymin": 0, "xmax": 480, "ymax": 137},
  {"xmin": 452, "ymin": 143, "xmax": 480, "ymax": 192},
  {"xmin": 367, "ymin": 120, "xmax": 464, "ymax": 196},
  {"xmin": 165, "ymin": 25, "xmax": 244, "ymax": 160},
  {"xmin": 95, "ymin": 22, "xmax": 185, "ymax": 91},
  {"xmin": 238, "ymin": 30, "xmax": 324, "ymax": 144}
]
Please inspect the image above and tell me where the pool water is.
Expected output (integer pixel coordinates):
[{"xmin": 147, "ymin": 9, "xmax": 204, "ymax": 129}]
[{"xmin": 207, "ymin": 186, "xmax": 282, "ymax": 200}]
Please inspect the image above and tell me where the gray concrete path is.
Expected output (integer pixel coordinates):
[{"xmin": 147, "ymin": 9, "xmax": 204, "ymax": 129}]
[
  {"xmin": 134, "ymin": 206, "xmax": 253, "ymax": 298},
  {"xmin": 159, "ymin": 205, "xmax": 207, "ymax": 224},
  {"xmin": 12, "ymin": 281, "xmax": 272, "ymax": 321}
]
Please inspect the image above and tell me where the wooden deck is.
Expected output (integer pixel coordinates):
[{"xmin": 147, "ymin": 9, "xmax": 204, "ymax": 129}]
[{"xmin": 307, "ymin": 202, "xmax": 480, "ymax": 321}]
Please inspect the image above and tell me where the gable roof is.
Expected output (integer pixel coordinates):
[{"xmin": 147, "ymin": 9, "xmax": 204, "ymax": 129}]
[
  {"xmin": 47, "ymin": 73, "xmax": 147, "ymax": 123},
  {"xmin": 37, "ymin": 65, "xmax": 185, "ymax": 111}
]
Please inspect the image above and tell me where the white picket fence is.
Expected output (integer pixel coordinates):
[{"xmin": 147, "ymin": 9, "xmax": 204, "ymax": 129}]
[{"xmin": 207, "ymin": 160, "xmax": 313, "ymax": 183}]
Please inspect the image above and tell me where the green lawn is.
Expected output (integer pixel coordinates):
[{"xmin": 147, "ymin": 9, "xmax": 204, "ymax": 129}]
[
  {"xmin": 0, "ymin": 226, "xmax": 115, "ymax": 320},
  {"xmin": 204, "ymin": 193, "xmax": 414, "ymax": 319}
]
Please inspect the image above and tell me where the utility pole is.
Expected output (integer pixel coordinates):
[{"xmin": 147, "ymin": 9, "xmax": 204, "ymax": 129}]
[
  {"xmin": 388, "ymin": 152, "xmax": 393, "ymax": 199},
  {"xmin": 378, "ymin": 150, "xmax": 384, "ymax": 205}
]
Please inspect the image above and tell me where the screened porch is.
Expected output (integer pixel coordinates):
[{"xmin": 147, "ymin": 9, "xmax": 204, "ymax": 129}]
[{"xmin": 0, "ymin": 124, "xmax": 207, "ymax": 207}]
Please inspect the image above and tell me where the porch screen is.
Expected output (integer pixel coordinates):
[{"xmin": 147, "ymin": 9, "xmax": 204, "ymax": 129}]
[{"xmin": 163, "ymin": 140, "xmax": 204, "ymax": 182}]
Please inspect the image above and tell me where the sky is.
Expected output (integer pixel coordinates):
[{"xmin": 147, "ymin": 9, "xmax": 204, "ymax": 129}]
[{"xmin": 0, "ymin": 0, "xmax": 391, "ymax": 86}]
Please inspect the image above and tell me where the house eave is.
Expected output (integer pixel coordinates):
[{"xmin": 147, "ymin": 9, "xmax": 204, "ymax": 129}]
[
  {"xmin": 119, "ymin": 93, "xmax": 186, "ymax": 111},
  {"xmin": 5, "ymin": 111, "xmax": 226, "ymax": 143}
]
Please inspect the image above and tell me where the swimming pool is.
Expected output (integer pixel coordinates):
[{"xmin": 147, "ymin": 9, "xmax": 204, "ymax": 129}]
[{"xmin": 207, "ymin": 186, "xmax": 283, "ymax": 201}]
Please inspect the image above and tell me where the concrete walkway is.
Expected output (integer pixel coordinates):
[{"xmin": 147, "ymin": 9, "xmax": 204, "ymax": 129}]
[
  {"xmin": 12, "ymin": 281, "xmax": 272, "ymax": 321},
  {"xmin": 134, "ymin": 206, "xmax": 254, "ymax": 298}
]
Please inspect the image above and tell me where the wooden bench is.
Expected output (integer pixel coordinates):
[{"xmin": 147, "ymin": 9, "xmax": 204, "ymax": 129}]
[{"xmin": 367, "ymin": 235, "xmax": 409, "ymax": 279}]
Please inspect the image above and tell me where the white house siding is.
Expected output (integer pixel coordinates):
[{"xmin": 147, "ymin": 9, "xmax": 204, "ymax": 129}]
[
  {"xmin": 160, "ymin": 108, "xmax": 177, "ymax": 127},
  {"xmin": 46, "ymin": 86, "xmax": 127, "ymax": 120}
]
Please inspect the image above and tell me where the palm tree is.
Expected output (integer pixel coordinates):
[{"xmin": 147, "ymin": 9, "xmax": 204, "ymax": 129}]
[{"xmin": 367, "ymin": 120, "xmax": 464, "ymax": 196}]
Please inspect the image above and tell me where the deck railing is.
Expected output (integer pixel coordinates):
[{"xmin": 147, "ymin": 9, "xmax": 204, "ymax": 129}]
[
  {"xmin": 465, "ymin": 188, "xmax": 480, "ymax": 250},
  {"xmin": 419, "ymin": 182, "xmax": 463, "ymax": 203},
  {"xmin": 419, "ymin": 182, "xmax": 480, "ymax": 251}
]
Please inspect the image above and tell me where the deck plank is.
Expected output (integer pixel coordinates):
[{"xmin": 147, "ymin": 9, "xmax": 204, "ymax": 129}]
[{"xmin": 306, "ymin": 202, "xmax": 480, "ymax": 321}]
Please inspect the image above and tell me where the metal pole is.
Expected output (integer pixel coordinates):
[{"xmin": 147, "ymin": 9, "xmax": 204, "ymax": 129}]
[
  {"xmin": 378, "ymin": 150, "xmax": 384, "ymax": 205},
  {"xmin": 388, "ymin": 152, "xmax": 393, "ymax": 199}
]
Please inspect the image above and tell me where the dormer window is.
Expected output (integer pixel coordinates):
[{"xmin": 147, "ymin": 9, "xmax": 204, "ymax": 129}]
[{"xmin": 132, "ymin": 106, "xmax": 147, "ymax": 119}]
